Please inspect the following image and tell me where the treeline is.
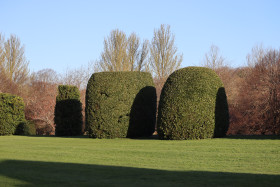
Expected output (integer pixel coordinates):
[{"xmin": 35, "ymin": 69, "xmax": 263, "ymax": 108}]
[{"xmin": 0, "ymin": 26, "xmax": 279, "ymax": 135}]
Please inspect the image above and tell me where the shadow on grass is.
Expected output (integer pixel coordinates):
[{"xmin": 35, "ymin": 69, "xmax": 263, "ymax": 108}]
[
  {"xmin": 0, "ymin": 160, "xmax": 279, "ymax": 187},
  {"xmin": 225, "ymin": 135, "xmax": 280, "ymax": 140}
]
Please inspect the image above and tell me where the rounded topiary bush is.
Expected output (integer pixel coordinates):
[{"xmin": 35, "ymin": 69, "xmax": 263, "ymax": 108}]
[
  {"xmin": 157, "ymin": 67, "xmax": 229, "ymax": 140},
  {"xmin": 86, "ymin": 72, "xmax": 157, "ymax": 139},
  {"xmin": 15, "ymin": 120, "xmax": 36, "ymax": 136},
  {"xmin": 0, "ymin": 93, "xmax": 26, "ymax": 135},
  {"xmin": 54, "ymin": 85, "xmax": 83, "ymax": 136}
]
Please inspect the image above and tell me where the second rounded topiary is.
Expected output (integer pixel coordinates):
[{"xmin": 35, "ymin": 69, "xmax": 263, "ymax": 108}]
[{"xmin": 157, "ymin": 67, "xmax": 229, "ymax": 140}]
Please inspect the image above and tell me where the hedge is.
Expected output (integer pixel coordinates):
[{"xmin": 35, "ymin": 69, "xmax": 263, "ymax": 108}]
[
  {"xmin": 86, "ymin": 72, "xmax": 157, "ymax": 139},
  {"xmin": 157, "ymin": 67, "xmax": 229, "ymax": 140},
  {"xmin": 0, "ymin": 93, "xmax": 26, "ymax": 135},
  {"xmin": 54, "ymin": 85, "xmax": 83, "ymax": 136}
]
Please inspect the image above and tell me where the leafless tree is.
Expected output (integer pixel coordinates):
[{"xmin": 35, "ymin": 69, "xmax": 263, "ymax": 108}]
[
  {"xmin": 149, "ymin": 24, "xmax": 183, "ymax": 80},
  {"xmin": 97, "ymin": 29, "xmax": 129, "ymax": 71},
  {"xmin": 238, "ymin": 49, "xmax": 280, "ymax": 135},
  {"xmin": 0, "ymin": 33, "xmax": 4, "ymax": 66},
  {"xmin": 246, "ymin": 44, "xmax": 266, "ymax": 68},
  {"xmin": 0, "ymin": 34, "xmax": 30, "ymax": 85},
  {"xmin": 202, "ymin": 44, "xmax": 226, "ymax": 70},
  {"xmin": 95, "ymin": 29, "xmax": 149, "ymax": 72}
]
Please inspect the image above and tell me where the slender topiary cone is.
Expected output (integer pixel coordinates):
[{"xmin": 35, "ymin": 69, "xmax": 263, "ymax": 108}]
[
  {"xmin": 54, "ymin": 85, "xmax": 83, "ymax": 136},
  {"xmin": 157, "ymin": 67, "xmax": 229, "ymax": 140},
  {"xmin": 86, "ymin": 72, "xmax": 157, "ymax": 139}
]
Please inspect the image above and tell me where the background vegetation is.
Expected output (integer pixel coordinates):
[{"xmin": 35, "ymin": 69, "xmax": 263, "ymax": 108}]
[{"xmin": 0, "ymin": 26, "xmax": 280, "ymax": 136}]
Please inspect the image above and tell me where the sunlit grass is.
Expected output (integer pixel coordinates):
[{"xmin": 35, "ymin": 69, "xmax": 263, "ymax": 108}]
[{"xmin": 0, "ymin": 135, "xmax": 279, "ymax": 186}]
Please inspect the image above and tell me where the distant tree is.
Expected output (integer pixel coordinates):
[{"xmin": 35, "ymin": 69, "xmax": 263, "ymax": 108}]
[
  {"xmin": 95, "ymin": 29, "xmax": 149, "ymax": 72},
  {"xmin": 98, "ymin": 29, "xmax": 128, "ymax": 71},
  {"xmin": 137, "ymin": 40, "xmax": 149, "ymax": 71},
  {"xmin": 202, "ymin": 44, "xmax": 226, "ymax": 70},
  {"xmin": 127, "ymin": 33, "xmax": 149, "ymax": 71},
  {"xmin": 239, "ymin": 49, "xmax": 280, "ymax": 135},
  {"xmin": 149, "ymin": 24, "xmax": 183, "ymax": 80},
  {"xmin": 246, "ymin": 44, "xmax": 266, "ymax": 68},
  {"xmin": 0, "ymin": 33, "xmax": 4, "ymax": 65},
  {"xmin": 0, "ymin": 34, "xmax": 30, "ymax": 85},
  {"xmin": 31, "ymin": 69, "xmax": 59, "ymax": 85}
]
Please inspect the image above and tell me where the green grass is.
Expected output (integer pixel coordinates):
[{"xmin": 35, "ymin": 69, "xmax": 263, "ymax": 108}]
[{"xmin": 0, "ymin": 135, "xmax": 279, "ymax": 186}]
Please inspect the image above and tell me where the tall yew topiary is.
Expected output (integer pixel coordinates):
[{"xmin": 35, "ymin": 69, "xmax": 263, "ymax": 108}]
[
  {"xmin": 54, "ymin": 85, "xmax": 83, "ymax": 136},
  {"xmin": 157, "ymin": 67, "xmax": 229, "ymax": 140},
  {"xmin": 0, "ymin": 93, "xmax": 26, "ymax": 135},
  {"xmin": 86, "ymin": 72, "xmax": 157, "ymax": 139}
]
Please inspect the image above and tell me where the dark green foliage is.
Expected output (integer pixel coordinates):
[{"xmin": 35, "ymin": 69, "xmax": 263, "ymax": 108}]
[
  {"xmin": 15, "ymin": 120, "xmax": 36, "ymax": 136},
  {"xmin": 157, "ymin": 67, "xmax": 229, "ymax": 140},
  {"xmin": 54, "ymin": 85, "xmax": 83, "ymax": 136},
  {"xmin": 214, "ymin": 87, "xmax": 230, "ymax": 137},
  {"xmin": 86, "ymin": 72, "xmax": 157, "ymax": 139},
  {"xmin": 0, "ymin": 93, "xmax": 26, "ymax": 135}
]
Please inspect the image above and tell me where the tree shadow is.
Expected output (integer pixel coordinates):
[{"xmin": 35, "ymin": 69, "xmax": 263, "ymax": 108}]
[
  {"xmin": 214, "ymin": 87, "xmax": 230, "ymax": 138},
  {"xmin": 0, "ymin": 160, "xmax": 279, "ymax": 186},
  {"xmin": 127, "ymin": 86, "xmax": 157, "ymax": 138}
]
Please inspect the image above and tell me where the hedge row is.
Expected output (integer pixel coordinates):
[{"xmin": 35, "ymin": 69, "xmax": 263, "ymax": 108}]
[
  {"xmin": 1, "ymin": 67, "xmax": 229, "ymax": 140},
  {"xmin": 0, "ymin": 93, "xmax": 26, "ymax": 135},
  {"xmin": 86, "ymin": 72, "xmax": 157, "ymax": 138},
  {"xmin": 54, "ymin": 85, "xmax": 83, "ymax": 136}
]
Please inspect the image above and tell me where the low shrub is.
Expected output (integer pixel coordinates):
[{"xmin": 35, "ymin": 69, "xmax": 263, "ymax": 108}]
[
  {"xmin": 15, "ymin": 120, "xmax": 36, "ymax": 135},
  {"xmin": 0, "ymin": 93, "xmax": 26, "ymax": 135},
  {"xmin": 157, "ymin": 67, "xmax": 229, "ymax": 140},
  {"xmin": 86, "ymin": 72, "xmax": 157, "ymax": 139},
  {"xmin": 54, "ymin": 85, "xmax": 83, "ymax": 136}
]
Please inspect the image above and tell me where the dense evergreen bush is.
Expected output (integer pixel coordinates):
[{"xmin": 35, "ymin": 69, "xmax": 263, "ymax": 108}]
[
  {"xmin": 86, "ymin": 72, "xmax": 157, "ymax": 139},
  {"xmin": 15, "ymin": 120, "xmax": 36, "ymax": 135},
  {"xmin": 54, "ymin": 85, "xmax": 83, "ymax": 136},
  {"xmin": 157, "ymin": 67, "xmax": 229, "ymax": 140},
  {"xmin": 0, "ymin": 93, "xmax": 26, "ymax": 135}
]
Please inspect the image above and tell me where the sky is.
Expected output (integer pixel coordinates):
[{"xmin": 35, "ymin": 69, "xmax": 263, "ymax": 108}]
[{"xmin": 1, "ymin": 0, "xmax": 280, "ymax": 74}]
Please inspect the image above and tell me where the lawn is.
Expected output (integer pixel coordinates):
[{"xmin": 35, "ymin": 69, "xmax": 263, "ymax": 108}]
[{"xmin": 0, "ymin": 135, "xmax": 279, "ymax": 186}]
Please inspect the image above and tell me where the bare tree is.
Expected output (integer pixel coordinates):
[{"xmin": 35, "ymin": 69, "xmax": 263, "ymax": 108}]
[
  {"xmin": 0, "ymin": 34, "xmax": 30, "ymax": 85},
  {"xmin": 0, "ymin": 33, "xmax": 4, "ymax": 66},
  {"xmin": 31, "ymin": 69, "xmax": 59, "ymax": 85},
  {"xmin": 149, "ymin": 24, "xmax": 183, "ymax": 80},
  {"xmin": 98, "ymin": 29, "xmax": 129, "ymax": 71},
  {"xmin": 238, "ymin": 49, "xmax": 280, "ymax": 135},
  {"xmin": 246, "ymin": 44, "xmax": 266, "ymax": 68},
  {"xmin": 95, "ymin": 29, "xmax": 149, "ymax": 72},
  {"xmin": 137, "ymin": 40, "xmax": 149, "ymax": 72},
  {"xmin": 127, "ymin": 34, "xmax": 149, "ymax": 72},
  {"xmin": 202, "ymin": 44, "xmax": 226, "ymax": 70},
  {"xmin": 127, "ymin": 33, "xmax": 140, "ymax": 71}
]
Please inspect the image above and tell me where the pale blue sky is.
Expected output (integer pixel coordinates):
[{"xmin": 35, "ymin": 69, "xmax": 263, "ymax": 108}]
[{"xmin": 1, "ymin": 0, "xmax": 279, "ymax": 73}]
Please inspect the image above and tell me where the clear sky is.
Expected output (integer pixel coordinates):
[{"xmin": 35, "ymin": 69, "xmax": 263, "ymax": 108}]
[{"xmin": 1, "ymin": 0, "xmax": 280, "ymax": 73}]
